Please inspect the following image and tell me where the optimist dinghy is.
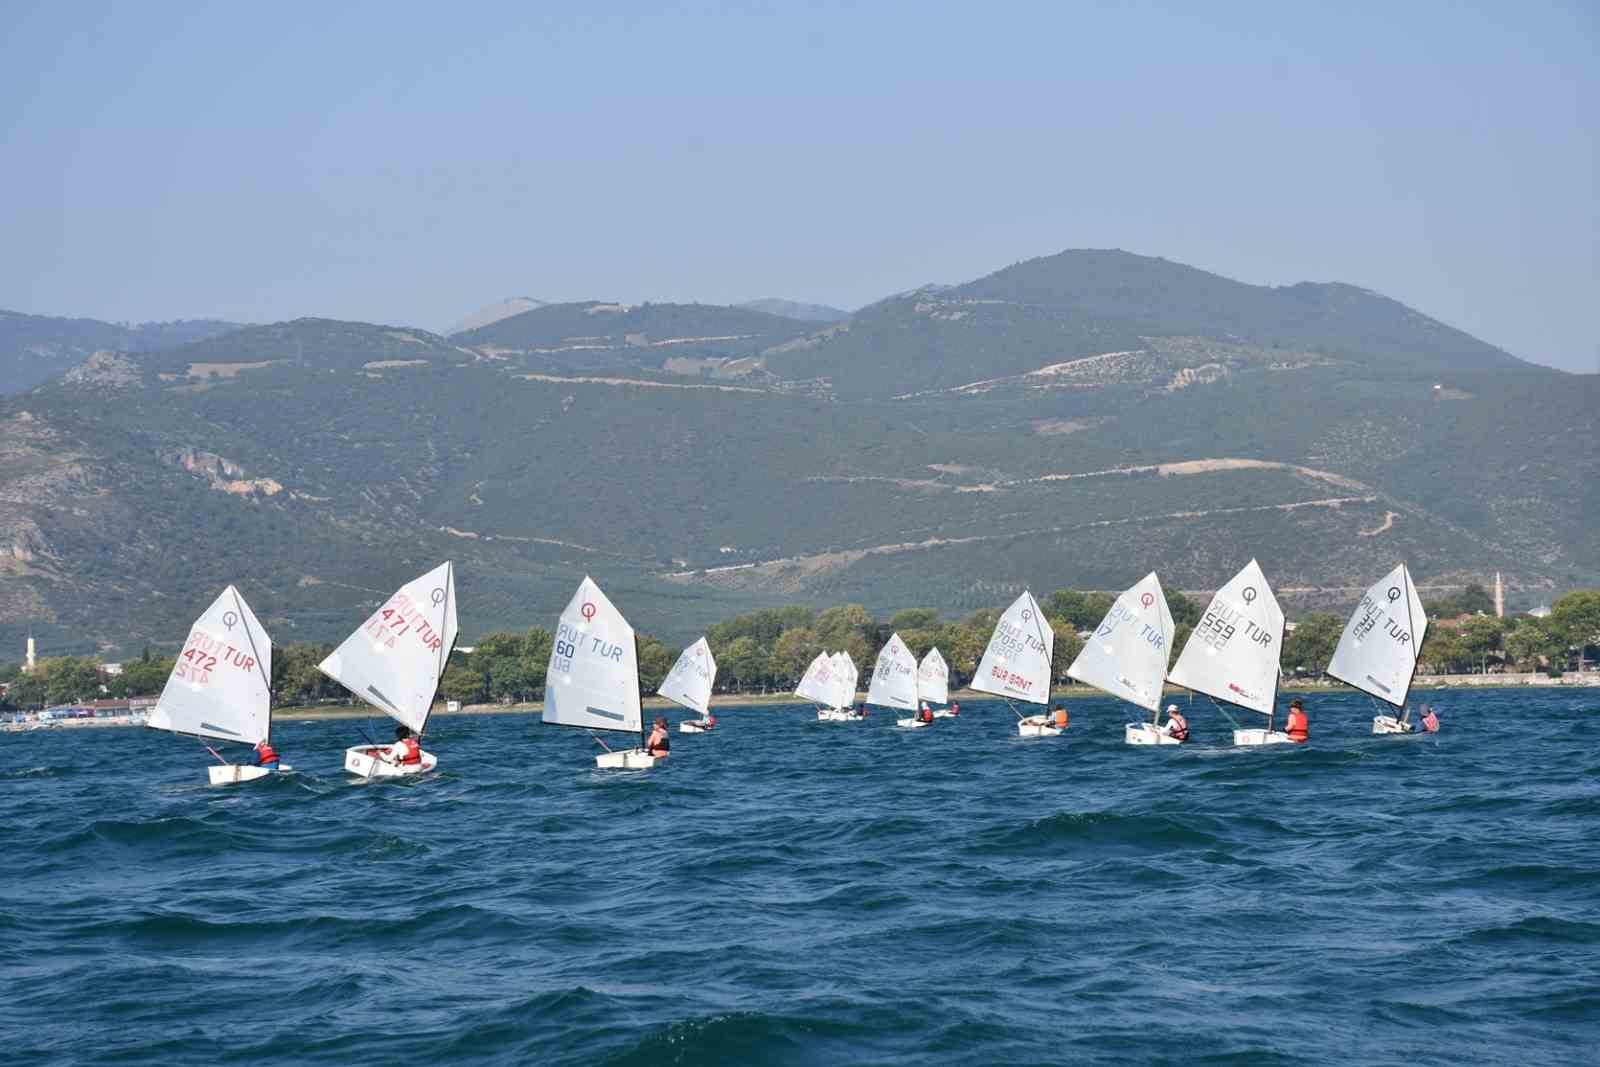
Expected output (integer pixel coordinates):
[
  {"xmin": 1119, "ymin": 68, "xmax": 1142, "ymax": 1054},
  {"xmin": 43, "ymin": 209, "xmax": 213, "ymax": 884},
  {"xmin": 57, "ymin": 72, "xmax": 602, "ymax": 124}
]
[
  {"xmin": 918, "ymin": 648, "xmax": 953, "ymax": 717},
  {"xmin": 1167, "ymin": 560, "xmax": 1288, "ymax": 746},
  {"xmin": 1325, "ymin": 564, "xmax": 1429, "ymax": 734},
  {"xmin": 320, "ymin": 562, "xmax": 456, "ymax": 777},
  {"xmin": 1065, "ymin": 573, "xmax": 1180, "ymax": 745},
  {"xmin": 544, "ymin": 576, "xmax": 654, "ymax": 769},
  {"xmin": 661, "ymin": 637, "xmax": 718, "ymax": 733},
  {"xmin": 146, "ymin": 586, "xmax": 282, "ymax": 784},
  {"xmin": 798, "ymin": 650, "xmax": 848, "ymax": 720},
  {"xmin": 853, "ymin": 634, "xmax": 918, "ymax": 728},
  {"xmin": 971, "ymin": 591, "xmax": 1056, "ymax": 736}
]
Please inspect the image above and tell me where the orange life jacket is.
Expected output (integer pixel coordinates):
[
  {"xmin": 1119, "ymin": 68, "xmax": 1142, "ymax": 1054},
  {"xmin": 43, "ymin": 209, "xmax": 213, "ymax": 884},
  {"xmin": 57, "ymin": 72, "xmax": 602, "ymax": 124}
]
[
  {"xmin": 1285, "ymin": 709, "xmax": 1309, "ymax": 743},
  {"xmin": 255, "ymin": 743, "xmax": 279, "ymax": 765},
  {"xmin": 399, "ymin": 736, "xmax": 422, "ymax": 764},
  {"xmin": 1053, "ymin": 708, "xmax": 1069, "ymax": 728},
  {"xmin": 1167, "ymin": 714, "xmax": 1188, "ymax": 741},
  {"xmin": 920, "ymin": 707, "xmax": 934, "ymax": 723}
]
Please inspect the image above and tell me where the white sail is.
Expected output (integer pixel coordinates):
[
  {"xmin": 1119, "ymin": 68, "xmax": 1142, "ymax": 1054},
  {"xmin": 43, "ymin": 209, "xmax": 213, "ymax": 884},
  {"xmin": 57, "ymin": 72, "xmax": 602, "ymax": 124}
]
[
  {"xmin": 1067, "ymin": 572, "xmax": 1175, "ymax": 712},
  {"xmin": 795, "ymin": 651, "xmax": 838, "ymax": 706},
  {"xmin": 1167, "ymin": 560, "xmax": 1283, "ymax": 715},
  {"xmin": 866, "ymin": 632, "xmax": 919, "ymax": 710},
  {"xmin": 147, "ymin": 586, "xmax": 273, "ymax": 746},
  {"xmin": 971, "ymin": 591, "xmax": 1054, "ymax": 705},
  {"xmin": 657, "ymin": 635, "xmax": 716, "ymax": 715},
  {"xmin": 917, "ymin": 647, "xmax": 949, "ymax": 706},
  {"xmin": 317, "ymin": 561, "xmax": 458, "ymax": 734},
  {"xmin": 833, "ymin": 652, "xmax": 857, "ymax": 709},
  {"xmin": 1326, "ymin": 563, "xmax": 1427, "ymax": 708},
  {"xmin": 542, "ymin": 576, "xmax": 641, "ymax": 734}
]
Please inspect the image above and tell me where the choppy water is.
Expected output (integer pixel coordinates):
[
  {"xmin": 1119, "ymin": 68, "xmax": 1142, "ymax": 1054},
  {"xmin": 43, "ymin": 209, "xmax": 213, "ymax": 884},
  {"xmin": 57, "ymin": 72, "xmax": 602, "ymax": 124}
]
[{"xmin": 3, "ymin": 687, "xmax": 1597, "ymax": 1065}]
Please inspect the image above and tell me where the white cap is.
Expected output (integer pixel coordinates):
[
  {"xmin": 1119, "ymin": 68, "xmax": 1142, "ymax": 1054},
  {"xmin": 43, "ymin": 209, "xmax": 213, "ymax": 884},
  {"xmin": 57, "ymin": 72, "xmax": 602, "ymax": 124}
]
[{"xmin": 1166, "ymin": 704, "xmax": 1179, "ymax": 713}]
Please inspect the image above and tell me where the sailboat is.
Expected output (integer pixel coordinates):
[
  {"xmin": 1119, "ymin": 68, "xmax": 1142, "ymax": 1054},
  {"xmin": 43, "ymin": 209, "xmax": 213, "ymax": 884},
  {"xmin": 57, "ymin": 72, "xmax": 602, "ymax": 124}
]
[
  {"xmin": 798, "ymin": 650, "xmax": 847, "ymax": 720},
  {"xmin": 543, "ymin": 576, "xmax": 653, "ymax": 769},
  {"xmin": 1325, "ymin": 564, "xmax": 1428, "ymax": 734},
  {"xmin": 1065, "ymin": 573, "xmax": 1179, "ymax": 745},
  {"xmin": 851, "ymin": 633, "xmax": 913, "ymax": 728},
  {"xmin": 146, "ymin": 586, "xmax": 281, "ymax": 785},
  {"xmin": 662, "ymin": 636, "xmax": 719, "ymax": 733},
  {"xmin": 321, "ymin": 561, "xmax": 457, "ymax": 777},
  {"xmin": 918, "ymin": 647, "xmax": 953, "ymax": 716},
  {"xmin": 972, "ymin": 591, "xmax": 1057, "ymax": 736},
  {"xmin": 1166, "ymin": 560, "xmax": 1288, "ymax": 746}
]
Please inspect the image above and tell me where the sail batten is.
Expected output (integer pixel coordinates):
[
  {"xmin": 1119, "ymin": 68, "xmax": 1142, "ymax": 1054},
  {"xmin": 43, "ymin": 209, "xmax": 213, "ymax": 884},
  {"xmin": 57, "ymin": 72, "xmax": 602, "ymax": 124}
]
[
  {"xmin": 1326, "ymin": 563, "xmax": 1427, "ymax": 708},
  {"xmin": 1067, "ymin": 572, "xmax": 1174, "ymax": 713},
  {"xmin": 658, "ymin": 636, "xmax": 717, "ymax": 715},
  {"xmin": 867, "ymin": 633, "xmax": 919, "ymax": 710},
  {"xmin": 148, "ymin": 585, "xmax": 273, "ymax": 747},
  {"xmin": 542, "ymin": 576, "xmax": 642, "ymax": 734},
  {"xmin": 971, "ymin": 591, "xmax": 1054, "ymax": 705},
  {"xmin": 317, "ymin": 562, "xmax": 458, "ymax": 734},
  {"xmin": 1166, "ymin": 560, "xmax": 1284, "ymax": 715}
]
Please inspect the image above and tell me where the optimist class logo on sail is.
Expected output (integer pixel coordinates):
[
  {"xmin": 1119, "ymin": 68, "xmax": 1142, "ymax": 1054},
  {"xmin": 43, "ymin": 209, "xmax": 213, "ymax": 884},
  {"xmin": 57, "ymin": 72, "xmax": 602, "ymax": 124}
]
[{"xmin": 553, "ymin": 600, "xmax": 626, "ymax": 675}]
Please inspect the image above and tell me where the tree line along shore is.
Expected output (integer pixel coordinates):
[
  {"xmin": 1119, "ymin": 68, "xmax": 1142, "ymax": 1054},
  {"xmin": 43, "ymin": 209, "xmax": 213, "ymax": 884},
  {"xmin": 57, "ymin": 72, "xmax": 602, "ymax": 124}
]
[{"xmin": 4, "ymin": 583, "xmax": 1596, "ymax": 713}]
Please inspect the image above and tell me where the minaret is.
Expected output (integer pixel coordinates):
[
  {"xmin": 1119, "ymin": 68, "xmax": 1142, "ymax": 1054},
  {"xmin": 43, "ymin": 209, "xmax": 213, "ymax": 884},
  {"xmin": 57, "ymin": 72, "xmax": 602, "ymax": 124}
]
[
  {"xmin": 1494, "ymin": 572, "xmax": 1504, "ymax": 618},
  {"xmin": 25, "ymin": 632, "xmax": 36, "ymax": 673}
]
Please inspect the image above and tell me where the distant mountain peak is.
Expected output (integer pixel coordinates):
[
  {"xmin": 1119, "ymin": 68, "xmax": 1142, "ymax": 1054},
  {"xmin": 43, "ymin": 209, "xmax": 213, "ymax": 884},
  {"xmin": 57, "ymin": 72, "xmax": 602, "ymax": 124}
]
[{"xmin": 446, "ymin": 297, "xmax": 546, "ymax": 336}]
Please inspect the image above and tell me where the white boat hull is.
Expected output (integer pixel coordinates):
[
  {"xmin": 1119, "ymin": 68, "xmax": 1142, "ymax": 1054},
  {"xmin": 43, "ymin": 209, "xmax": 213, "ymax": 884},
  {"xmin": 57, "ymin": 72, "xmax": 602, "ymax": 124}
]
[
  {"xmin": 1125, "ymin": 723, "xmax": 1182, "ymax": 746},
  {"xmin": 896, "ymin": 717, "xmax": 930, "ymax": 729},
  {"xmin": 816, "ymin": 708, "xmax": 859, "ymax": 721},
  {"xmin": 208, "ymin": 764, "xmax": 282, "ymax": 786},
  {"xmin": 595, "ymin": 748, "xmax": 658, "ymax": 769},
  {"xmin": 1233, "ymin": 728, "xmax": 1293, "ymax": 746},
  {"xmin": 1017, "ymin": 718, "xmax": 1062, "ymax": 738},
  {"xmin": 679, "ymin": 720, "xmax": 713, "ymax": 734},
  {"xmin": 1372, "ymin": 715, "xmax": 1414, "ymax": 735},
  {"xmin": 931, "ymin": 709, "xmax": 957, "ymax": 719},
  {"xmin": 344, "ymin": 745, "xmax": 437, "ymax": 777}
]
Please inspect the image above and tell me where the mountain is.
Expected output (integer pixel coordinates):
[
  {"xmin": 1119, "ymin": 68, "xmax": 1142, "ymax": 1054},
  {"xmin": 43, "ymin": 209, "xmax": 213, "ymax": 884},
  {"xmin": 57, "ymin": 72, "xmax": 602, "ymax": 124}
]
[
  {"xmin": 445, "ymin": 297, "xmax": 545, "ymax": 336},
  {"xmin": 0, "ymin": 310, "xmax": 240, "ymax": 394},
  {"xmin": 737, "ymin": 298, "xmax": 851, "ymax": 323},
  {"xmin": 0, "ymin": 252, "xmax": 1594, "ymax": 659}
]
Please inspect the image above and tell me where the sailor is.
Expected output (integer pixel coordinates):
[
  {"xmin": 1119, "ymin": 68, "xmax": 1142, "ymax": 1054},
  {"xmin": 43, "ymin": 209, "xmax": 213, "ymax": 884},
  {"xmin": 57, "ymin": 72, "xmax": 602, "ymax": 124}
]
[
  {"xmin": 1053, "ymin": 705, "xmax": 1070, "ymax": 730},
  {"xmin": 949, "ymin": 702, "xmax": 960, "ymax": 716},
  {"xmin": 1163, "ymin": 704, "xmax": 1188, "ymax": 742},
  {"xmin": 919, "ymin": 704, "xmax": 934, "ymax": 725},
  {"xmin": 1419, "ymin": 704, "xmax": 1440, "ymax": 733},
  {"xmin": 704, "ymin": 712, "xmax": 717, "ymax": 730},
  {"xmin": 857, "ymin": 703, "xmax": 869, "ymax": 719},
  {"xmin": 645, "ymin": 716, "xmax": 671, "ymax": 757},
  {"xmin": 384, "ymin": 724, "xmax": 423, "ymax": 766},
  {"xmin": 1284, "ymin": 698, "xmax": 1309, "ymax": 743},
  {"xmin": 252, "ymin": 740, "xmax": 281, "ymax": 769}
]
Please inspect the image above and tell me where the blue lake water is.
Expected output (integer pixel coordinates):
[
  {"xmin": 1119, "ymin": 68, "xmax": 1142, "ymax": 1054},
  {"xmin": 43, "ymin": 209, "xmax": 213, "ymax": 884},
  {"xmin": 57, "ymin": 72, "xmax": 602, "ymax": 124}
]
[{"xmin": 3, "ymin": 687, "xmax": 1597, "ymax": 1065}]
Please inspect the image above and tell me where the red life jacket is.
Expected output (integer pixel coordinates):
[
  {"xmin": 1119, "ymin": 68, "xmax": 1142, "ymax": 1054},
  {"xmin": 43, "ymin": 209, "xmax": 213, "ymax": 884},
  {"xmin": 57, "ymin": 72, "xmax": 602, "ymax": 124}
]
[
  {"xmin": 920, "ymin": 707, "xmax": 934, "ymax": 723},
  {"xmin": 706, "ymin": 715, "xmax": 717, "ymax": 728},
  {"xmin": 399, "ymin": 737, "xmax": 422, "ymax": 764},
  {"xmin": 256, "ymin": 743, "xmax": 280, "ymax": 765},
  {"xmin": 1168, "ymin": 714, "xmax": 1188, "ymax": 741},
  {"xmin": 1285, "ymin": 709, "xmax": 1309, "ymax": 743}
]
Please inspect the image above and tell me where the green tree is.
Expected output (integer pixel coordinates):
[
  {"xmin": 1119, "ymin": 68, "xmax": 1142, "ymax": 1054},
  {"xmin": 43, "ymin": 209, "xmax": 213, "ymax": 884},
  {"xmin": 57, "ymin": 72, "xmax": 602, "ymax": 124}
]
[
  {"xmin": 1550, "ymin": 590, "xmax": 1600, "ymax": 668},
  {"xmin": 1050, "ymin": 619, "xmax": 1084, "ymax": 681},
  {"xmin": 770, "ymin": 627, "xmax": 821, "ymax": 684},
  {"xmin": 1504, "ymin": 618, "xmax": 1564, "ymax": 672},
  {"xmin": 520, "ymin": 627, "xmax": 554, "ymax": 692},
  {"xmin": 813, "ymin": 604, "xmax": 877, "ymax": 665},
  {"xmin": 1165, "ymin": 590, "xmax": 1202, "ymax": 629},
  {"xmin": 636, "ymin": 635, "xmax": 675, "ymax": 694},
  {"xmin": 1459, "ymin": 616, "xmax": 1505, "ymax": 674},
  {"xmin": 720, "ymin": 636, "xmax": 766, "ymax": 692},
  {"xmin": 1418, "ymin": 627, "xmax": 1467, "ymax": 673},
  {"xmin": 1043, "ymin": 589, "xmax": 1115, "ymax": 630},
  {"xmin": 889, "ymin": 608, "xmax": 941, "ymax": 632},
  {"xmin": 1284, "ymin": 613, "xmax": 1342, "ymax": 677},
  {"xmin": 438, "ymin": 652, "xmax": 488, "ymax": 705}
]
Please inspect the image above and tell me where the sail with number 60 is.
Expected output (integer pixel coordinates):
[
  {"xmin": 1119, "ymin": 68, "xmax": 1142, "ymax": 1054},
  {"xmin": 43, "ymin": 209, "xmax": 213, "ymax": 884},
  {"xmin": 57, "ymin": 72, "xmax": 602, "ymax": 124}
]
[{"xmin": 542, "ymin": 576, "xmax": 641, "ymax": 735}]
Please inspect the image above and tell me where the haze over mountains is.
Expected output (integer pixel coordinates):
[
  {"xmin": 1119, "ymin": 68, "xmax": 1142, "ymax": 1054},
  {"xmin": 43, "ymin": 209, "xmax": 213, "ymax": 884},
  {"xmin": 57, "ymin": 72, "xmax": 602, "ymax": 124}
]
[{"xmin": 1, "ymin": 249, "xmax": 1593, "ymax": 658}]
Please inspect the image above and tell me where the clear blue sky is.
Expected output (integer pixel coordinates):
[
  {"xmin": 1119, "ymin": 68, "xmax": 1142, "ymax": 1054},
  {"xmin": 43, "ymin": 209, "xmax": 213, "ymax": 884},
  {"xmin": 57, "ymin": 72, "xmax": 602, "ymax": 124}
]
[{"xmin": 2, "ymin": 1, "xmax": 1594, "ymax": 370}]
